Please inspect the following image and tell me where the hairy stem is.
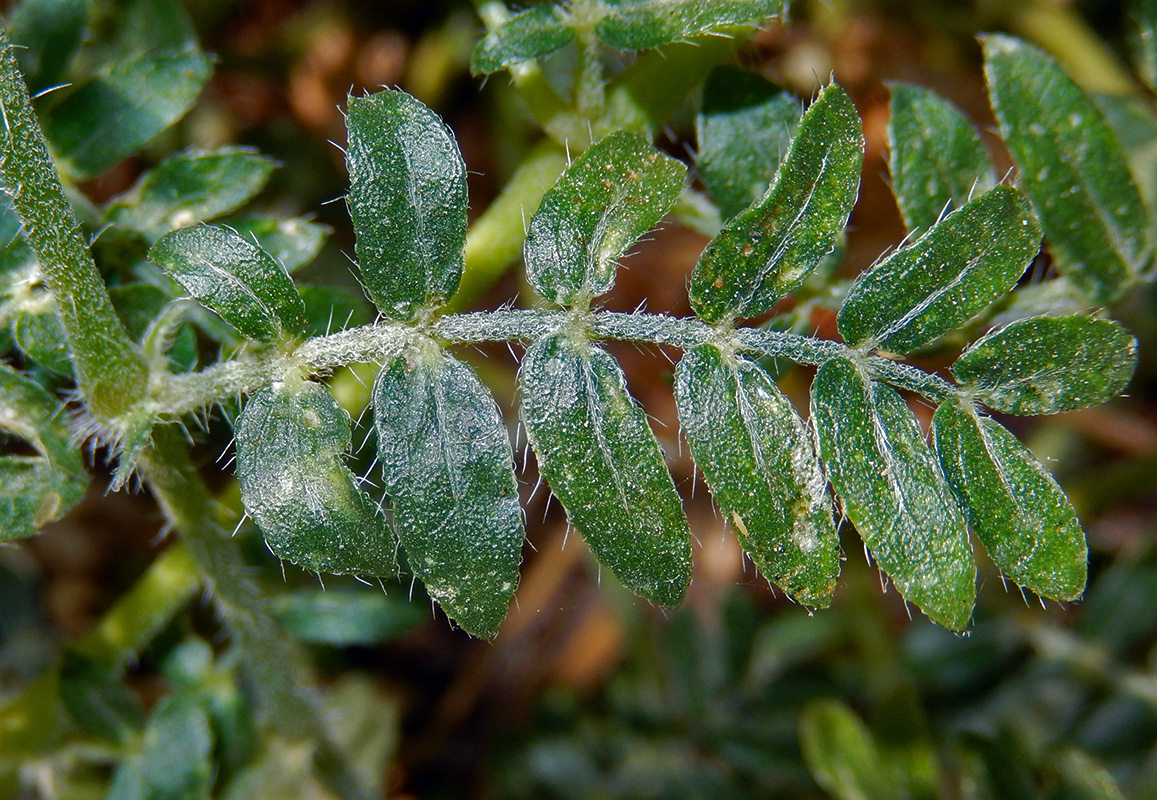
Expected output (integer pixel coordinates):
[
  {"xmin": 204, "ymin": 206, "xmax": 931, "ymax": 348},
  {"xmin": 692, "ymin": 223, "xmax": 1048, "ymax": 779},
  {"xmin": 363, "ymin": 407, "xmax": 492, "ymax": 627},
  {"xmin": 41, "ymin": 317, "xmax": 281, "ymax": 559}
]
[
  {"xmin": 149, "ymin": 308, "xmax": 957, "ymax": 419},
  {"xmin": 0, "ymin": 24, "xmax": 147, "ymax": 420}
]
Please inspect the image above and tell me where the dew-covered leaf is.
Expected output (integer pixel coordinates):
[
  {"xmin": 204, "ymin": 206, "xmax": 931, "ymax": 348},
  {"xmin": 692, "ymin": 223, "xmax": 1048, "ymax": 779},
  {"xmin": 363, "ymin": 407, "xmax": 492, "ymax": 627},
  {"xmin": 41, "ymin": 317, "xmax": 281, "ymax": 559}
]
[
  {"xmin": 932, "ymin": 401, "xmax": 1086, "ymax": 600},
  {"xmin": 837, "ymin": 187, "xmax": 1040, "ymax": 353},
  {"xmin": 346, "ymin": 90, "xmax": 467, "ymax": 320},
  {"xmin": 596, "ymin": 0, "xmax": 785, "ymax": 51},
  {"xmin": 524, "ymin": 132, "xmax": 685, "ymax": 306},
  {"xmin": 674, "ymin": 344, "xmax": 838, "ymax": 606},
  {"xmin": 149, "ymin": 225, "xmax": 306, "ymax": 342},
  {"xmin": 952, "ymin": 315, "xmax": 1137, "ymax": 415},
  {"xmin": 12, "ymin": 309, "xmax": 73, "ymax": 375},
  {"xmin": 107, "ymin": 148, "xmax": 276, "ymax": 240},
  {"xmin": 235, "ymin": 381, "xmax": 397, "ymax": 578},
  {"xmin": 374, "ymin": 346, "xmax": 524, "ymax": 638},
  {"xmin": 275, "ymin": 588, "xmax": 423, "ymax": 646},
  {"xmin": 7, "ymin": 0, "xmax": 89, "ymax": 93},
  {"xmin": 60, "ymin": 650, "xmax": 145, "ymax": 745},
  {"xmin": 800, "ymin": 700, "xmax": 897, "ymax": 800},
  {"xmin": 225, "ymin": 216, "xmax": 329, "ymax": 273},
  {"xmin": 697, "ymin": 66, "xmax": 802, "ymax": 222},
  {"xmin": 470, "ymin": 4, "xmax": 575, "ymax": 75},
  {"xmin": 689, "ymin": 83, "xmax": 863, "ymax": 324},
  {"xmin": 887, "ymin": 83, "xmax": 996, "ymax": 234},
  {"xmin": 984, "ymin": 34, "xmax": 1150, "ymax": 304},
  {"xmin": 811, "ymin": 357, "xmax": 974, "ymax": 629},
  {"xmin": 0, "ymin": 363, "xmax": 87, "ymax": 540},
  {"xmin": 520, "ymin": 333, "xmax": 691, "ymax": 606},
  {"xmin": 40, "ymin": 50, "xmax": 211, "ymax": 180}
]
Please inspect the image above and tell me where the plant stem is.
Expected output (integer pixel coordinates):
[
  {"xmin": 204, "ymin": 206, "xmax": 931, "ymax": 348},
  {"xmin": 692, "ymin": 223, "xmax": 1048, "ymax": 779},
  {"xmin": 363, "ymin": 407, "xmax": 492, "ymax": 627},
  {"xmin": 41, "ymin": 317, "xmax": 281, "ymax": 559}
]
[
  {"xmin": 0, "ymin": 24, "xmax": 147, "ymax": 421},
  {"xmin": 149, "ymin": 308, "xmax": 957, "ymax": 419}
]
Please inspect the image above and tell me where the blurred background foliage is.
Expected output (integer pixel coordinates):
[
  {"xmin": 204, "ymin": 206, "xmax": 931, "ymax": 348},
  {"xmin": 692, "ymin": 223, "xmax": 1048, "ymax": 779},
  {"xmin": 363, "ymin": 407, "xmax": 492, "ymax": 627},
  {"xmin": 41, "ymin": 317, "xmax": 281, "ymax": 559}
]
[{"xmin": 1, "ymin": 0, "xmax": 1156, "ymax": 797}]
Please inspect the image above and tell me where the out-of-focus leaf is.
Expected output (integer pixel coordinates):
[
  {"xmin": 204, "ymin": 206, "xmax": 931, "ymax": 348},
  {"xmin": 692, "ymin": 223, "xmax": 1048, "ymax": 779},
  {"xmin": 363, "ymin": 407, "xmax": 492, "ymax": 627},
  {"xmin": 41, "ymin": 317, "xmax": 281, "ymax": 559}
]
[
  {"xmin": 149, "ymin": 225, "xmax": 306, "ymax": 342},
  {"xmin": 108, "ymin": 285, "xmax": 198, "ymax": 373},
  {"xmin": 123, "ymin": 693, "xmax": 213, "ymax": 800},
  {"xmin": 888, "ymin": 82, "xmax": 995, "ymax": 233},
  {"xmin": 12, "ymin": 309, "xmax": 73, "ymax": 375},
  {"xmin": 989, "ymin": 278, "xmax": 1092, "ymax": 328},
  {"xmin": 596, "ymin": 0, "xmax": 785, "ymax": 51},
  {"xmin": 107, "ymin": 148, "xmax": 276, "ymax": 239},
  {"xmin": 275, "ymin": 588, "xmax": 423, "ymax": 646},
  {"xmin": 932, "ymin": 401, "xmax": 1086, "ymax": 601},
  {"xmin": 524, "ymin": 132, "xmax": 685, "ymax": 306},
  {"xmin": 0, "ymin": 193, "xmax": 38, "ymax": 294},
  {"xmin": 520, "ymin": 333, "xmax": 691, "ymax": 606},
  {"xmin": 346, "ymin": 90, "xmax": 466, "ymax": 320},
  {"xmin": 674, "ymin": 344, "xmax": 838, "ymax": 607},
  {"xmin": 952, "ymin": 315, "xmax": 1137, "ymax": 415},
  {"xmin": 226, "ymin": 216, "xmax": 329, "ymax": 273},
  {"xmin": 59, "ymin": 650, "xmax": 144, "ymax": 744},
  {"xmin": 235, "ymin": 380, "xmax": 397, "ymax": 578},
  {"xmin": 471, "ymin": 4, "xmax": 575, "ymax": 75},
  {"xmin": 697, "ymin": 66, "xmax": 801, "ymax": 222},
  {"xmin": 374, "ymin": 347, "xmax": 524, "ymax": 638},
  {"xmin": 984, "ymin": 35, "xmax": 1150, "ymax": 304},
  {"xmin": 297, "ymin": 285, "xmax": 371, "ymax": 338},
  {"xmin": 7, "ymin": 0, "xmax": 89, "ymax": 93},
  {"xmin": 837, "ymin": 187, "xmax": 1040, "ymax": 354},
  {"xmin": 811, "ymin": 357, "xmax": 974, "ymax": 629},
  {"xmin": 0, "ymin": 363, "xmax": 87, "ymax": 540},
  {"xmin": 41, "ymin": 50, "xmax": 212, "ymax": 180},
  {"xmin": 689, "ymin": 83, "xmax": 863, "ymax": 324},
  {"xmin": 1095, "ymin": 94, "xmax": 1157, "ymax": 219},
  {"xmin": 1052, "ymin": 750, "xmax": 1128, "ymax": 800},
  {"xmin": 1135, "ymin": 0, "xmax": 1157, "ymax": 93},
  {"xmin": 799, "ymin": 700, "xmax": 897, "ymax": 800}
]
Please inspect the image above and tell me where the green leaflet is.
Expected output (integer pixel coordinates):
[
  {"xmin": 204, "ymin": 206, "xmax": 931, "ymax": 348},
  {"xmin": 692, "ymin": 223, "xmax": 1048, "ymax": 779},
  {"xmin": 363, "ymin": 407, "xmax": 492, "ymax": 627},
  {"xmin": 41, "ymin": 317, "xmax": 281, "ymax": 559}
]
[
  {"xmin": 107, "ymin": 148, "xmax": 276, "ymax": 240},
  {"xmin": 108, "ymin": 693, "xmax": 213, "ymax": 800},
  {"xmin": 696, "ymin": 66, "xmax": 802, "ymax": 222},
  {"xmin": 0, "ymin": 363, "xmax": 88, "ymax": 540},
  {"xmin": 225, "ymin": 216, "xmax": 329, "ymax": 274},
  {"xmin": 837, "ymin": 187, "xmax": 1041, "ymax": 354},
  {"xmin": 811, "ymin": 357, "xmax": 974, "ymax": 630},
  {"xmin": 932, "ymin": 401, "xmax": 1086, "ymax": 601},
  {"xmin": 7, "ymin": 0, "xmax": 89, "ymax": 93},
  {"xmin": 149, "ymin": 225, "xmax": 306, "ymax": 343},
  {"xmin": 235, "ymin": 380, "xmax": 397, "ymax": 578},
  {"xmin": 689, "ymin": 83, "xmax": 863, "ymax": 324},
  {"xmin": 12, "ymin": 308, "xmax": 73, "ymax": 375},
  {"xmin": 520, "ymin": 333, "xmax": 691, "ymax": 606},
  {"xmin": 470, "ymin": 4, "xmax": 575, "ymax": 75},
  {"xmin": 523, "ymin": 132, "xmax": 685, "ymax": 306},
  {"xmin": 673, "ymin": 344, "xmax": 838, "ymax": 607},
  {"xmin": 374, "ymin": 347, "xmax": 525, "ymax": 638},
  {"xmin": 297, "ymin": 285, "xmax": 371, "ymax": 338},
  {"xmin": 41, "ymin": 49, "xmax": 212, "ymax": 180},
  {"xmin": 952, "ymin": 315, "xmax": 1138, "ymax": 415},
  {"xmin": 346, "ymin": 90, "xmax": 467, "ymax": 321},
  {"xmin": 60, "ymin": 650, "xmax": 145, "ymax": 745},
  {"xmin": 1139, "ymin": 0, "xmax": 1157, "ymax": 93},
  {"xmin": 596, "ymin": 0, "xmax": 785, "ymax": 51},
  {"xmin": 984, "ymin": 35, "xmax": 1150, "ymax": 304},
  {"xmin": 799, "ymin": 700, "xmax": 897, "ymax": 800},
  {"xmin": 275, "ymin": 588, "xmax": 423, "ymax": 646},
  {"xmin": 887, "ymin": 83, "xmax": 995, "ymax": 234}
]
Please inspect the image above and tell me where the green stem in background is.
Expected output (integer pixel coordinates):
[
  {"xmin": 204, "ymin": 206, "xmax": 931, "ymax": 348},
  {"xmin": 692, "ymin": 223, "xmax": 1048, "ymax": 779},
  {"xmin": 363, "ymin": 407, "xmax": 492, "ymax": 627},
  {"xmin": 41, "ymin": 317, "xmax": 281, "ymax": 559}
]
[
  {"xmin": 149, "ymin": 308, "xmax": 957, "ymax": 420},
  {"xmin": 0, "ymin": 24, "xmax": 147, "ymax": 421},
  {"xmin": 138, "ymin": 427, "xmax": 374, "ymax": 800}
]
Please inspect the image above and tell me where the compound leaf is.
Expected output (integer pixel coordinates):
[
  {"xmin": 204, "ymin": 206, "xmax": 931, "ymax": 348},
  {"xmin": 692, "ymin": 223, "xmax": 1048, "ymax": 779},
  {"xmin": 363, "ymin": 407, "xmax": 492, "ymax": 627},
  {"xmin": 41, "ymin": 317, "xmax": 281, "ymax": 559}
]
[
  {"xmin": 236, "ymin": 381, "xmax": 397, "ymax": 578},
  {"xmin": 811, "ymin": 357, "xmax": 974, "ymax": 629},
  {"xmin": 520, "ymin": 333, "xmax": 691, "ymax": 606},
  {"xmin": 952, "ymin": 314, "xmax": 1137, "ymax": 415},
  {"xmin": 837, "ymin": 186, "xmax": 1041, "ymax": 354},
  {"xmin": 471, "ymin": 4, "xmax": 575, "ymax": 75},
  {"xmin": 374, "ymin": 347, "xmax": 524, "ymax": 638},
  {"xmin": 689, "ymin": 83, "xmax": 863, "ymax": 324},
  {"xmin": 674, "ymin": 344, "xmax": 838, "ymax": 607},
  {"xmin": 932, "ymin": 401, "xmax": 1086, "ymax": 600},
  {"xmin": 887, "ymin": 82, "xmax": 995, "ymax": 234},
  {"xmin": 346, "ymin": 90, "xmax": 467, "ymax": 321},
  {"xmin": 0, "ymin": 364, "xmax": 88, "ymax": 541},
  {"xmin": 984, "ymin": 34, "xmax": 1150, "ymax": 304},
  {"xmin": 697, "ymin": 66, "xmax": 802, "ymax": 222},
  {"xmin": 108, "ymin": 148, "xmax": 276, "ymax": 240},
  {"xmin": 149, "ymin": 225, "xmax": 306, "ymax": 342},
  {"xmin": 524, "ymin": 132, "xmax": 685, "ymax": 306},
  {"xmin": 596, "ymin": 0, "xmax": 785, "ymax": 51}
]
